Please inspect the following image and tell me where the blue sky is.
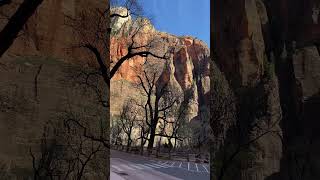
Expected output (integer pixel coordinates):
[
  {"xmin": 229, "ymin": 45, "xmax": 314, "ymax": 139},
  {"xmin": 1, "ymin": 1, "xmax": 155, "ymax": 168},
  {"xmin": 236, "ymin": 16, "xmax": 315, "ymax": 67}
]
[{"xmin": 140, "ymin": 0, "xmax": 210, "ymax": 47}]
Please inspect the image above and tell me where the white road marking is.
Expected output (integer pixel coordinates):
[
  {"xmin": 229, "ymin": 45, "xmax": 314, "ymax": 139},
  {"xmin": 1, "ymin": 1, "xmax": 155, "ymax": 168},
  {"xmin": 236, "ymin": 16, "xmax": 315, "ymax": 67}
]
[
  {"xmin": 179, "ymin": 162, "xmax": 182, "ymax": 168},
  {"xmin": 152, "ymin": 163, "xmax": 169, "ymax": 168},
  {"xmin": 203, "ymin": 164, "xmax": 209, "ymax": 173},
  {"xmin": 150, "ymin": 163, "xmax": 164, "ymax": 168},
  {"xmin": 195, "ymin": 163, "xmax": 199, "ymax": 172},
  {"xmin": 188, "ymin": 162, "xmax": 190, "ymax": 171},
  {"xmin": 137, "ymin": 164, "xmax": 153, "ymax": 169},
  {"xmin": 119, "ymin": 164, "xmax": 135, "ymax": 170},
  {"xmin": 111, "ymin": 165, "xmax": 123, "ymax": 172},
  {"xmin": 161, "ymin": 161, "xmax": 168, "ymax": 166},
  {"xmin": 144, "ymin": 163, "xmax": 161, "ymax": 168},
  {"xmin": 129, "ymin": 164, "xmax": 144, "ymax": 170}
]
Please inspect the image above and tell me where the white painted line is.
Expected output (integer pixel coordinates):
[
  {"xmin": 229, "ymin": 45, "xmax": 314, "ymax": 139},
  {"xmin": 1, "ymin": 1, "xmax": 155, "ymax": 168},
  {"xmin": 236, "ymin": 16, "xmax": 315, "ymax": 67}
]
[
  {"xmin": 195, "ymin": 163, "xmax": 199, "ymax": 172},
  {"xmin": 151, "ymin": 163, "xmax": 169, "ymax": 168},
  {"xmin": 158, "ymin": 163, "xmax": 172, "ymax": 168},
  {"xmin": 170, "ymin": 162, "xmax": 175, "ymax": 167},
  {"xmin": 144, "ymin": 163, "xmax": 161, "ymax": 168},
  {"xmin": 137, "ymin": 164, "xmax": 153, "ymax": 169},
  {"xmin": 111, "ymin": 165, "xmax": 123, "ymax": 172},
  {"xmin": 188, "ymin": 162, "xmax": 190, "ymax": 171},
  {"xmin": 203, "ymin": 165, "xmax": 209, "ymax": 173},
  {"xmin": 129, "ymin": 164, "xmax": 144, "ymax": 170},
  {"xmin": 161, "ymin": 161, "xmax": 168, "ymax": 166},
  {"xmin": 119, "ymin": 164, "xmax": 135, "ymax": 170},
  {"xmin": 150, "ymin": 164, "xmax": 163, "ymax": 168},
  {"xmin": 179, "ymin": 162, "xmax": 182, "ymax": 168}
]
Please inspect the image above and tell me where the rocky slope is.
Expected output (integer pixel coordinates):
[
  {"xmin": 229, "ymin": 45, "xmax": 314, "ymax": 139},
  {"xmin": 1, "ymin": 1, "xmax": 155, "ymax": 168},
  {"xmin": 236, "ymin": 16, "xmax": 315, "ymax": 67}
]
[
  {"xmin": 213, "ymin": 0, "xmax": 320, "ymax": 179},
  {"xmin": 110, "ymin": 7, "xmax": 210, "ymax": 122}
]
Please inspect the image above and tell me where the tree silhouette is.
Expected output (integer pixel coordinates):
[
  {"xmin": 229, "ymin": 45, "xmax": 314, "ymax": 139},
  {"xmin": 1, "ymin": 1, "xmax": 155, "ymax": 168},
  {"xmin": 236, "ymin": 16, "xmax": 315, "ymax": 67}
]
[
  {"xmin": 136, "ymin": 69, "xmax": 178, "ymax": 153},
  {"xmin": 0, "ymin": 0, "xmax": 44, "ymax": 58}
]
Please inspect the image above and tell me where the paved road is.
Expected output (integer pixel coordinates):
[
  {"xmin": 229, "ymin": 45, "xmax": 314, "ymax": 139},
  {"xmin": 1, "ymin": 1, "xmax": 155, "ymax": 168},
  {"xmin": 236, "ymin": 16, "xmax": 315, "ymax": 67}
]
[{"xmin": 111, "ymin": 150, "xmax": 210, "ymax": 180}]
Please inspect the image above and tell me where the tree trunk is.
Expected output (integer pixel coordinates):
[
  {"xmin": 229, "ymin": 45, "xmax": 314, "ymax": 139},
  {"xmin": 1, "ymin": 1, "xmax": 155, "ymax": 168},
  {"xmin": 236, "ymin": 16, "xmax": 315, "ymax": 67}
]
[
  {"xmin": 0, "ymin": 0, "xmax": 44, "ymax": 58},
  {"xmin": 168, "ymin": 138, "xmax": 173, "ymax": 159},
  {"xmin": 140, "ymin": 142, "xmax": 144, "ymax": 155},
  {"xmin": 147, "ymin": 129, "xmax": 155, "ymax": 153},
  {"xmin": 126, "ymin": 138, "xmax": 131, "ymax": 152}
]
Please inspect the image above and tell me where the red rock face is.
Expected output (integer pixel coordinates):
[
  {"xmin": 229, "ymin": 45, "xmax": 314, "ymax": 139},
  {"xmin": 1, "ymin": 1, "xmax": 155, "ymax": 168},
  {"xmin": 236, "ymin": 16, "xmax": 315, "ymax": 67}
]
[
  {"xmin": 1, "ymin": 1, "xmax": 210, "ymax": 121},
  {"xmin": 110, "ymin": 37, "xmax": 146, "ymax": 82},
  {"xmin": 173, "ymin": 47, "xmax": 193, "ymax": 90},
  {"xmin": 1, "ymin": 0, "xmax": 107, "ymax": 63},
  {"xmin": 110, "ymin": 31, "xmax": 210, "ymax": 97},
  {"xmin": 110, "ymin": 21, "xmax": 210, "ymax": 121},
  {"xmin": 1, "ymin": 0, "xmax": 210, "ymax": 93}
]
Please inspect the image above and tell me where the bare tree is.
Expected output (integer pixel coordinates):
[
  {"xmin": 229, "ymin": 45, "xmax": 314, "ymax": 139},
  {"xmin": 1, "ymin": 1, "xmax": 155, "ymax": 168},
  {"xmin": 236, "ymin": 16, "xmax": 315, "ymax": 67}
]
[
  {"xmin": 67, "ymin": 65, "xmax": 108, "ymax": 108},
  {"xmin": 119, "ymin": 98, "xmax": 138, "ymax": 152},
  {"xmin": 156, "ymin": 93, "xmax": 186, "ymax": 157},
  {"xmin": 63, "ymin": 0, "xmax": 172, "ymax": 156},
  {"xmin": 65, "ymin": 0, "xmax": 169, "ymax": 88},
  {"xmin": 0, "ymin": 0, "xmax": 44, "ymax": 58},
  {"xmin": 136, "ymin": 117, "xmax": 149, "ymax": 155},
  {"xmin": 110, "ymin": 114, "xmax": 123, "ymax": 146},
  {"xmin": 136, "ymin": 69, "xmax": 177, "ymax": 153},
  {"xmin": 30, "ymin": 105, "xmax": 109, "ymax": 180},
  {"xmin": 211, "ymin": 71, "xmax": 282, "ymax": 180},
  {"xmin": 110, "ymin": 0, "xmax": 142, "ymax": 18},
  {"xmin": 30, "ymin": 129, "xmax": 105, "ymax": 180},
  {"xmin": 189, "ymin": 107, "xmax": 211, "ymax": 156},
  {"xmin": 62, "ymin": 1, "xmax": 170, "ymax": 155},
  {"xmin": 64, "ymin": 4, "xmax": 110, "ymax": 86}
]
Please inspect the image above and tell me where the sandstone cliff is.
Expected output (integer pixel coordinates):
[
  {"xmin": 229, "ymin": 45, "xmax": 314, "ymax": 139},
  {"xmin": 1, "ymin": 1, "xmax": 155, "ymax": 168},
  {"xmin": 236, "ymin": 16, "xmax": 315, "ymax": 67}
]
[
  {"xmin": 110, "ymin": 7, "xmax": 210, "ymax": 122},
  {"xmin": 0, "ymin": 0, "xmax": 107, "ymax": 62},
  {"xmin": 213, "ymin": 0, "xmax": 320, "ymax": 179},
  {"xmin": 1, "ymin": 1, "xmax": 210, "ymax": 123},
  {"xmin": 0, "ymin": 1, "xmax": 109, "ymax": 178}
]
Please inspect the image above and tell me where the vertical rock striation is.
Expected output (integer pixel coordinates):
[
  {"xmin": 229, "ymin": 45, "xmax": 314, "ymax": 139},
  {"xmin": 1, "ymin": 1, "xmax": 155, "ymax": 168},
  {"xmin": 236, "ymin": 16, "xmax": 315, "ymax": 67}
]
[
  {"xmin": 109, "ymin": 9, "xmax": 210, "ymax": 122},
  {"xmin": 213, "ymin": 0, "xmax": 320, "ymax": 179}
]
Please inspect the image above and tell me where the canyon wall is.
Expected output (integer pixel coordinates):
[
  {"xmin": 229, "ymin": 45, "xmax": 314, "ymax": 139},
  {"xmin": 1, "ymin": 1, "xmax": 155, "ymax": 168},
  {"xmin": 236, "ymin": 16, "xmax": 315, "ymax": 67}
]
[
  {"xmin": 0, "ymin": 0, "xmax": 107, "ymax": 62},
  {"xmin": 110, "ymin": 8, "xmax": 210, "ymax": 123},
  {"xmin": 0, "ymin": 1, "xmax": 209, "ymax": 177},
  {"xmin": 213, "ymin": 0, "xmax": 320, "ymax": 179},
  {"xmin": 0, "ymin": 1, "xmax": 109, "ymax": 178}
]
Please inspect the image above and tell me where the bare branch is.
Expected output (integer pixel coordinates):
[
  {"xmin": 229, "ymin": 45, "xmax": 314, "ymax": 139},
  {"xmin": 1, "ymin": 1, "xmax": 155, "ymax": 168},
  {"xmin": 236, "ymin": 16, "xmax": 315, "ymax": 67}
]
[
  {"xmin": 0, "ymin": 0, "xmax": 44, "ymax": 58},
  {"xmin": 34, "ymin": 64, "xmax": 43, "ymax": 102}
]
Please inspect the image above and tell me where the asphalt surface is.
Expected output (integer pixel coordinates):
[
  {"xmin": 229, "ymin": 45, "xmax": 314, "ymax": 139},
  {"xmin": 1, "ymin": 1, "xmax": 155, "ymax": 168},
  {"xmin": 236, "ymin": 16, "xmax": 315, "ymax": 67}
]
[{"xmin": 110, "ymin": 150, "xmax": 210, "ymax": 180}]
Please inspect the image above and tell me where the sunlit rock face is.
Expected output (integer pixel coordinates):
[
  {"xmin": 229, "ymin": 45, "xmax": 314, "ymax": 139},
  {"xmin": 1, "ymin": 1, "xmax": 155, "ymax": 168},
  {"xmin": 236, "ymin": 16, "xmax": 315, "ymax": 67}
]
[
  {"xmin": 110, "ymin": 7, "xmax": 132, "ymax": 33},
  {"xmin": 110, "ymin": 11, "xmax": 210, "ymax": 122}
]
